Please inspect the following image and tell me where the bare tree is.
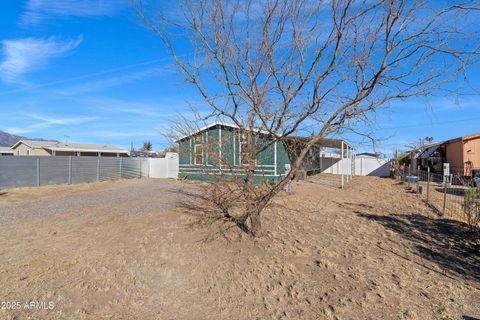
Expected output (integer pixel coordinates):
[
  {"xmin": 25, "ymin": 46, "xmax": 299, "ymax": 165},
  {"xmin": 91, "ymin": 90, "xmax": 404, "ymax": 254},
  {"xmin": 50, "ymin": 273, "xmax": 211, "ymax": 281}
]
[{"xmin": 132, "ymin": 0, "xmax": 480, "ymax": 237}]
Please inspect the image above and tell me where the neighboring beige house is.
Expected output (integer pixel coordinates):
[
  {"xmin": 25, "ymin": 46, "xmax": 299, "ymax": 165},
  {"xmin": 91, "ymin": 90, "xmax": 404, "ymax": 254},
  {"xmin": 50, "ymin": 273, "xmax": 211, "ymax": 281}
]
[
  {"xmin": 11, "ymin": 140, "xmax": 129, "ymax": 157},
  {"xmin": 0, "ymin": 147, "xmax": 14, "ymax": 156},
  {"xmin": 411, "ymin": 133, "xmax": 480, "ymax": 177},
  {"xmin": 445, "ymin": 133, "xmax": 480, "ymax": 176}
]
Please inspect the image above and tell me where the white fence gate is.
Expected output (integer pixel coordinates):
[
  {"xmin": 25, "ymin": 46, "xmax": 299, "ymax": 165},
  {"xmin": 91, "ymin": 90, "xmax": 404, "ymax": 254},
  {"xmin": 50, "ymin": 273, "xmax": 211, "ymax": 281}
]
[{"xmin": 148, "ymin": 153, "xmax": 179, "ymax": 179}]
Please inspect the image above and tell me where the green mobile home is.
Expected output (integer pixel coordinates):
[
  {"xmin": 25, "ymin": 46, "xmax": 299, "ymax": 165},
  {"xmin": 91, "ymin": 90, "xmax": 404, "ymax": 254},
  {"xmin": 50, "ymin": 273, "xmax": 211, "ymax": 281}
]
[{"xmin": 176, "ymin": 122, "xmax": 351, "ymax": 182}]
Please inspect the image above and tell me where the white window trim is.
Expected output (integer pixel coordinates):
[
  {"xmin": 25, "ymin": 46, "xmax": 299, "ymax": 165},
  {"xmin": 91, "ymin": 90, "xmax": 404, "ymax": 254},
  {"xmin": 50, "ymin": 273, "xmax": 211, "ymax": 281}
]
[
  {"xmin": 193, "ymin": 133, "xmax": 204, "ymax": 165},
  {"xmin": 233, "ymin": 132, "xmax": 236, "ymax": 166},
  {"xmin": 189, "ymin": 138, "xmax": 193, "ymax": 164},
  {"xmin": 239, "ymin": 139, "xmax": 257, "ymax": 167},
  {"xmin": 274, "ymin": 141, "xmax": 277, "ymax": 176},
  {"xmin": 206, "ymin": 131, "xmax": 209, "ymax": 164}
]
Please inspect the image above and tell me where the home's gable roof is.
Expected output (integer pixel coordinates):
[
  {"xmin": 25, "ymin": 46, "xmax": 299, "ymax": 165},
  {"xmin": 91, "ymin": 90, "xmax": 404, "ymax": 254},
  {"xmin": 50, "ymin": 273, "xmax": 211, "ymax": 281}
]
[
  {"xmin": 11, "ymin": 140, "xmax": 128, "ymax": 154},
  {"xmin": 11, "ymin": 139, "xmax": 58, "ymax": 149},
  {"xmin": 175, "ymin": 122, "xmax": 351, "ymax": 149},
  {"xmin": 175, "ymin": 122, "xmax": 270, "ymax": 142}
]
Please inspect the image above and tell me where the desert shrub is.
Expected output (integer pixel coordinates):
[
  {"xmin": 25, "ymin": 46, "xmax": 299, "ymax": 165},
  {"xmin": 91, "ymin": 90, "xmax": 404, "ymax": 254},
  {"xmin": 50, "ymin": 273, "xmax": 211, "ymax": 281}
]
[
  {"xmin": 178, "ymin": 171, "xmax": 188, "ymax": 180},
  {"xmin": 463, "ymin": 188, "xmax": 480, "ymax": 236}
]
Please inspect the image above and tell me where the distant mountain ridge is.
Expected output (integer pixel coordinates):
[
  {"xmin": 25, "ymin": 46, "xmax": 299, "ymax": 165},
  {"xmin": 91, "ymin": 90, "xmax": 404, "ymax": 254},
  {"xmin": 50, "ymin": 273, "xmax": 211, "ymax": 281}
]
[
  {"xmin": 0, "ymin": 131, "xmax": 25, "ymax": 147},
  {"xmin": 0, "ymin": 131, "xmax": 57, "ymax": 147}
]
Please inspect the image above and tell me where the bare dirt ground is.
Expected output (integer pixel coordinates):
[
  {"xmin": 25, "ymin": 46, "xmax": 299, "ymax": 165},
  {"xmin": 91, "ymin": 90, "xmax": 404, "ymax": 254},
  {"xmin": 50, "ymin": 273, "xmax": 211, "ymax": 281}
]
[{"xmin": 0, "ymin": 176, "xmax": 478, "ymax": 319}]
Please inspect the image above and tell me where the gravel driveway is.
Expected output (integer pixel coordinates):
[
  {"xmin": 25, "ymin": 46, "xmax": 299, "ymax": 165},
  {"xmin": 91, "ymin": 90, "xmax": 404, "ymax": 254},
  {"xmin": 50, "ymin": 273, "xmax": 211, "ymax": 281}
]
[{"xmin": 0, "ymin": 178, "xmax": 186, "ymax": 223}]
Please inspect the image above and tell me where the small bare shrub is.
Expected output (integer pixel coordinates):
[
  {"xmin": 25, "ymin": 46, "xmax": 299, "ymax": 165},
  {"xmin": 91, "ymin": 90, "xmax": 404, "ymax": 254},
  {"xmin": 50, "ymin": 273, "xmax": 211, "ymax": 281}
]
[{"xmin": 463, "ymin": 188, "xmax": 480, "ymax": 241}]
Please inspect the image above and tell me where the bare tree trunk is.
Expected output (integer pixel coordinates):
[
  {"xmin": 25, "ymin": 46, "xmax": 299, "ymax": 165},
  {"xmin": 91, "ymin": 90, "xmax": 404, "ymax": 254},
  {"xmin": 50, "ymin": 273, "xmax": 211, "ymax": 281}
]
[
  {"xmin": 245, "ymin": 152, "xmax": 264, "ymax": 236},
  {"xmin": 249, "ymin": 208, "xmax": 263, "ymax": 237}
]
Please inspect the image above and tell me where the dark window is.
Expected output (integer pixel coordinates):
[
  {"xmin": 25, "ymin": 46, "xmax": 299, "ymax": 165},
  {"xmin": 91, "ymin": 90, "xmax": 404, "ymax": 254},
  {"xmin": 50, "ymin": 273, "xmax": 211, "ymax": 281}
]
[
  {"xmin": 194, "ymin": 144, "xmax": 203, "ymax": 165},
  {"xmin": 240, "ymin": 140, "xmax": 249, "ymax": 165}
]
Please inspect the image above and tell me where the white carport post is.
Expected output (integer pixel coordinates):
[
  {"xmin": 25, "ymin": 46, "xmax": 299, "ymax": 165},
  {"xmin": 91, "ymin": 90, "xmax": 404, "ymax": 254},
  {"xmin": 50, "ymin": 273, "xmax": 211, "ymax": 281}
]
[
  {"xmin": 341, "ymin": 141, "xmax": 344, "ymax": 189},
  {"xmin": 349, "ymin": 145, "xmax": 352, "ymax": 180},
  {"xmin": 346, "ymin": 145, "xmax": 349, "ymax": 183},
  {"xmin": 346, "ymin": 145, "xmax": 349, "ymax": 182},
  {"xmin": 350, "ymin": 146, "xmax": 354, "ymax": 179}
]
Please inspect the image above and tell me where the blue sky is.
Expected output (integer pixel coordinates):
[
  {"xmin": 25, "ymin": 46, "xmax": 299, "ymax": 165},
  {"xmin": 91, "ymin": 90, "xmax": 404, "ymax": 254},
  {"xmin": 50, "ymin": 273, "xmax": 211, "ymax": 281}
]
[{"xmin": 0, "ymin": 1, "xmax": 479, "ymax": 155}]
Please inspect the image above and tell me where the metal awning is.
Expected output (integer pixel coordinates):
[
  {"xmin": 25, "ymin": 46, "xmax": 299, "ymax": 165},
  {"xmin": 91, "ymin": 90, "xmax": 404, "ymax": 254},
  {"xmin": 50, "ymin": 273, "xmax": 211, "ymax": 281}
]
[
  {"xmin": 284, "ymin": 136, "xmax": 351, "ymax": 149},
  {"xmin": 419, "ymin": 145, "xmax": 440, "ymax": 159}
]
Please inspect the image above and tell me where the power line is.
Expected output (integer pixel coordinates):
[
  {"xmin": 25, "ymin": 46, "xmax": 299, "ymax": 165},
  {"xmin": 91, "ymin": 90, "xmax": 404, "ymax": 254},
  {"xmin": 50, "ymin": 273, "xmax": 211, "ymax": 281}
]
[{"xmin": 379, "ymin": 116, "xmax": 480, "ymax": 130}]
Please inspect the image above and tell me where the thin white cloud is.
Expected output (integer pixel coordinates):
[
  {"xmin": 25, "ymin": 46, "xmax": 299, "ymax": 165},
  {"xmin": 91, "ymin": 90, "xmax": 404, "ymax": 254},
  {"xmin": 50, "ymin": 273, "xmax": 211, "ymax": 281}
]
[
  {"xmin": 26, "ymin": 113, "xmax": 98, "ymax": 128},
  {"xmin": 54, "ymin": 65, "xmax": 175, "ymax": 95},
  {"xmin": 81, "ymin": 96, "xmax": 192, "ymax": 119},
  {"xmin": 20, "ymin": 0, "xmax": 124, "ymax": 25},
  {"xmin": 11, "ymin": 113, "xmax": 99, "ymax": 134},
  {"xmin": 1, "ymin": 127, "xmax": 33, "ymax": 135},
  {"xmin": 0, "ymin": 37, "xmax": 82, "ymax": 84},
  {"xmin": 82, "ymin": 130, "xmax": 158, "ymax": 138},
  {"xmin": 0, "ymin": 59, "xmax": 171, "ymax": 96}
]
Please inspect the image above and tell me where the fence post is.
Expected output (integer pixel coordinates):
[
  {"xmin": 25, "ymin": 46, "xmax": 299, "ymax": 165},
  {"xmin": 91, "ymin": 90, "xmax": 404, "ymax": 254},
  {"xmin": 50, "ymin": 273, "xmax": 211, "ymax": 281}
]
[
  {"xmin": 36, "ymin": 158, "xmax": 40, "ymax": 187},
  {"xmin": 148, "ymin": 158, "xmax": 151, "ymax": 178},
  {"xmin": 97, "ymin": 157, "xmax": 100, "ymax": 182},
  {"xmin": 341, "ymin": 141, "xmax": 344, "ymax": 189},
  {"xmin": 426, "ymin": 167, "xmax": 430, "ymax": 203},
  {"xmin": 120, "ymin": 157, "xmax": 123, "ymax": 179},
  {"xmin": 346, "ymin": 147, "xmax": 349, "ymax": 183},
  {"xmin": 139, "ymin": 158, "xmax": 142, "ymax": 178},
  {"xmin": 442, "ymin": 176, "xmax": 447, "ymax": 216},
  {"xmin": 416, "ymin": 166, "xmax": 420, "ymax": 192},
  {"xmin": 68, "ymin": 156, "xmax": 72, "ymax": 184}
]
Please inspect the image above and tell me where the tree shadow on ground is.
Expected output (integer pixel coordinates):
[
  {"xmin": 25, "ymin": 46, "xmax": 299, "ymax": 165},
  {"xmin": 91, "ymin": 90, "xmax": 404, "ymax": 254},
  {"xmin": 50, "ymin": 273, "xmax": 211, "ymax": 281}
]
[
  {"xmin": 434, "ymin": 187, "xmax": 467, "ymax": 196},
  {"xmin": 168, "ymin": 183, "xmax": 320, "ymax": 242},
  {"xmin": 356, "ymin": 211, "xmax": 480, "ymax": 284},
  {"xmin": 167, "ymin": 186, "xmax": 250, "ymax": 242}
]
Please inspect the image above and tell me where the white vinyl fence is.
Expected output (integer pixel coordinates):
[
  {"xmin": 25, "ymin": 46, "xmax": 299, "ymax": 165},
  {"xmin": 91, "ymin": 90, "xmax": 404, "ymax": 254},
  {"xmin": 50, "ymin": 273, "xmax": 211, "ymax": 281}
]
[
  {"xmin": 354, "ymin": 157, "xmax": 391, "ymax": 176},
  {"xmin": 0, "ymin": 154, "xmax": 179, "ymax": 189},
  {"xmin": 319, "ymin": 156, "xmax": 391, "ymax": 177}
]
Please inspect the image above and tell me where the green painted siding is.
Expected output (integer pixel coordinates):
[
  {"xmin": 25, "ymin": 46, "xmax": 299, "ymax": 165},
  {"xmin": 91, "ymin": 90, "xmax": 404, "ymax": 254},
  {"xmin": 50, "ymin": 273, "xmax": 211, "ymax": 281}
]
[
  {"xmin": 220, "ymin": 127, "xmax": 235, "ymax": 166},
  {"xmin": 206, "ymin": 127, "xmax": 219, "ymax": 166},
  {"xmin": 179, "ymin": 139, "xmax": 191, "ymax": 165},
  {"xmin": 178, "ymin": 124, "xmax": 290, "ymax": 182},
  {"xmin": 276, "ymin": 140, "xmax": 290, "ymax": 176}
]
